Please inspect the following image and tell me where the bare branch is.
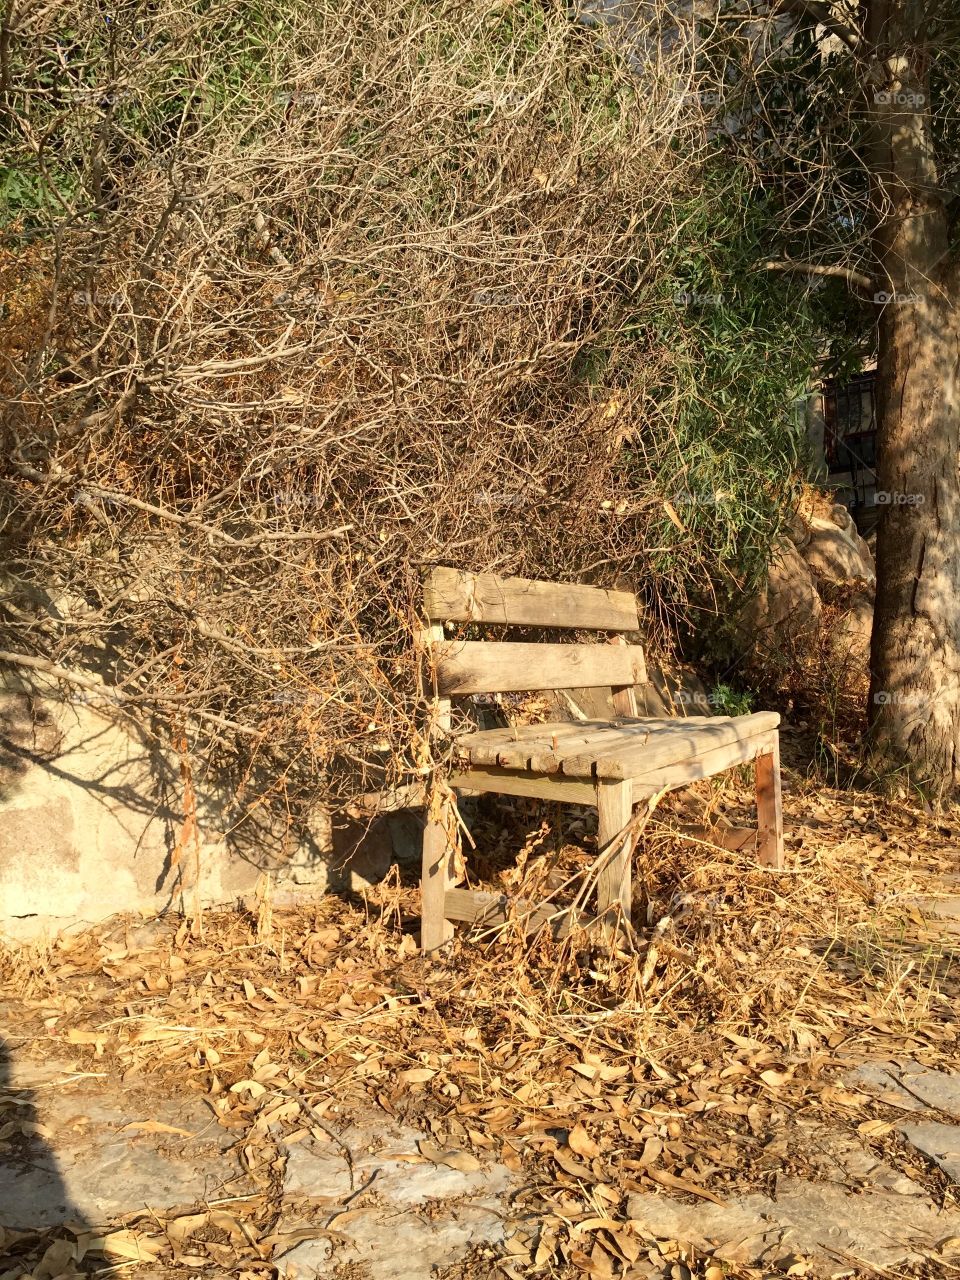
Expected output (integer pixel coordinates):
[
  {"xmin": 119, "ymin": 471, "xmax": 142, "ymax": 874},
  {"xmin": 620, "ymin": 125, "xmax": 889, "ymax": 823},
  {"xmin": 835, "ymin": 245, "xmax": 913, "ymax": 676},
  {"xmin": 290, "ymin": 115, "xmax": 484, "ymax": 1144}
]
[{"xmin": 763, "ymin": 257, "xmax": 876, "ymax": 294}]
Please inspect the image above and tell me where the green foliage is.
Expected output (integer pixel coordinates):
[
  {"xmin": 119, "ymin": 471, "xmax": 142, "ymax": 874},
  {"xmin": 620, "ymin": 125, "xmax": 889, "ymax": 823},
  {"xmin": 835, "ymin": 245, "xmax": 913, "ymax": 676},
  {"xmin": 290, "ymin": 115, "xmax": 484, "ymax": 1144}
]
[
  {"xmin": 621, "ymin": 166, "xmax": 821, "ymax": 609},
  {"xmin": 708, "ymin": 682, "xmax": 755, "ymax": 717}
]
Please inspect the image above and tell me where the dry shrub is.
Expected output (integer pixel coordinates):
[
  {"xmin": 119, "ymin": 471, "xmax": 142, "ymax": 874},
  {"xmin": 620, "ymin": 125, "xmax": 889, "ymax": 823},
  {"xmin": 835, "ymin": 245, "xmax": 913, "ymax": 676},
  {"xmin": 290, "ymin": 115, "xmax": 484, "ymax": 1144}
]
[{"xmin": 1, "ymin": 0, "xmax": 758, "ymax": 824}]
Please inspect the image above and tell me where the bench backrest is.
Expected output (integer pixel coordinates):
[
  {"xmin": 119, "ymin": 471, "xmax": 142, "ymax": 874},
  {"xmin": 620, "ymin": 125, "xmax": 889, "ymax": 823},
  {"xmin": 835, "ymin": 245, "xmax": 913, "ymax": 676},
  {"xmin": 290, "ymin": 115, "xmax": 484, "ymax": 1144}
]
[{"xmin": 423, "ymin": 567, "xmax": 646, "ymax": 720}]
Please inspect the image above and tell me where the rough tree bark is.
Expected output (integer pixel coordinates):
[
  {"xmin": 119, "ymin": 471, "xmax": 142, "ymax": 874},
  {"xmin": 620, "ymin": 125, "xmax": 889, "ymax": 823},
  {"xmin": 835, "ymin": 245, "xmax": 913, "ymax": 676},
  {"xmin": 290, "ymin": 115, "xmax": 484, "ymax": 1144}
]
[{"xmin": 866, "ymin": 0, "xmax": 960, "ymax": 793}]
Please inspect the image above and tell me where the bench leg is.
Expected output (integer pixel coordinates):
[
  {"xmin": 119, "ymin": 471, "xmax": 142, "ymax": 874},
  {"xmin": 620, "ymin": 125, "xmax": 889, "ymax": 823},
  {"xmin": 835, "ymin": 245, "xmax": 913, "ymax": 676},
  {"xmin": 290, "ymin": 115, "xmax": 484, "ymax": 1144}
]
[
  {"xmin": 596, "ymin": 779, "xmax": 634, "ymax": 939},
  {"xmin": 755, "ymin": 733, "xmax": 784, "ymax": 869},
  {"xmin": 421, "ymin": 796, "xmax": 456, "ymax": 952}
]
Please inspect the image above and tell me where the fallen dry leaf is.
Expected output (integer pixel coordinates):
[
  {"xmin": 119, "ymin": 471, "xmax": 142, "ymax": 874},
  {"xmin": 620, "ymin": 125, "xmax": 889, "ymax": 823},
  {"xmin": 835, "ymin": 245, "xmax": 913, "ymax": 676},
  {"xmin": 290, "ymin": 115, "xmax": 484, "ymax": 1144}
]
[
  {"xmin": 117, "ymin": 1119, "xmax": 194, "ymax": 1138},
  {"xmin": 568, "ymin": 1123, "xmax": 601, "ymax": 1160},
  {"xmin": 418, "ymin": 1139, "xmax": 482, "ymax": 1172}
]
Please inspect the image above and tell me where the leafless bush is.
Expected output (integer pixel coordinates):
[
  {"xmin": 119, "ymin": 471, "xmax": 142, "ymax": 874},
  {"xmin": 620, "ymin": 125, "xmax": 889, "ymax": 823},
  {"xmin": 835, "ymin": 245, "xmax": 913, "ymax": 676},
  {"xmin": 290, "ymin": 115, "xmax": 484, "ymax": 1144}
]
[{"xmin": 1, "ymin": 0, "xmax": 728, "ymax": 824}]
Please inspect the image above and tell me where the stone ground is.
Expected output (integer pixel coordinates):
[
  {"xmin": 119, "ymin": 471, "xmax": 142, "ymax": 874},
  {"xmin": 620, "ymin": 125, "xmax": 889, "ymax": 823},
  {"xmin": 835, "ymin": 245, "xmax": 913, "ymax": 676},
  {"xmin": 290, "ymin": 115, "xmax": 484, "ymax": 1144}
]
[
  {"xmin": 2, "ymin": 796, "xmax": 959, "ymax": 1280},
  {"xmin": 4, "ymin": 1042, "xmax": 960, "ymax": 1277}
]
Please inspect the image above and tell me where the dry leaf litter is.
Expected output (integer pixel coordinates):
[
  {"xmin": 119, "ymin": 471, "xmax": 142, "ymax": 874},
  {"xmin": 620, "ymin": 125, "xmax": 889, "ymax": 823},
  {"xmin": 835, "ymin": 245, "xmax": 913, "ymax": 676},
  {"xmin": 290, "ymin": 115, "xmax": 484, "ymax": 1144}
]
[{"xmin": 2, "ymin": 734, "xmax": 959, "ymax": 1280}]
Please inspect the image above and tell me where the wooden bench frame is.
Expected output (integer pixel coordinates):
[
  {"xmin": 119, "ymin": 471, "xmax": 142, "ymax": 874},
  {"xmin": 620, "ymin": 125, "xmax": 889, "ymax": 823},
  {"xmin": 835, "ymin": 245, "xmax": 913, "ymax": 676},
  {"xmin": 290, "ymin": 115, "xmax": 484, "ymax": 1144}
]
[{"xmin": 418, "ymin": 567, "xmax": 784, "ymax": 951}]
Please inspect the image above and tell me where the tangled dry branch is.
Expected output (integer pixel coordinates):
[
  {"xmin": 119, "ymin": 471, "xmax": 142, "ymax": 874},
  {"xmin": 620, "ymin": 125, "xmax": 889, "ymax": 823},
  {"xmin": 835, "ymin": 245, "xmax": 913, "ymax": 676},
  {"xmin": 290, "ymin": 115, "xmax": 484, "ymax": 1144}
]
[{"xmin": 0, "ymin": 0, "xmax": 820, "ymax": 832}]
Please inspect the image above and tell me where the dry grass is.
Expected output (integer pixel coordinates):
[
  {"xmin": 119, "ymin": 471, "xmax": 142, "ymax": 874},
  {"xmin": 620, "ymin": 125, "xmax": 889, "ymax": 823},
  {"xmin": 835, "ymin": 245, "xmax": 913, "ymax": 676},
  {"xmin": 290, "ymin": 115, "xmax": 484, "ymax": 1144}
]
[{"xmin": 2, "ymin": 761, "xmax": 958, "ymax": 1277}]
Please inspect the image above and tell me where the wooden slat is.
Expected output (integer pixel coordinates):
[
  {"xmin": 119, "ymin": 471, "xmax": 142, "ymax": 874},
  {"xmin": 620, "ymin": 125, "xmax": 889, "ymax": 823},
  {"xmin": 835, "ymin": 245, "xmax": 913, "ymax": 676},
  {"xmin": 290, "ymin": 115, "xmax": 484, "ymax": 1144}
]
[
  {"xmin": 755, "ymin": 735, "xmax": 784, "ymax": 869},
  {"xmin": 497, "ymin": 721, "xmax": 648, "ymax": 771},
  {"xmin": 459, "ymin": 716, "xmax": 727, "ymax": 772},
  {"xmin": 596, "ymin": 779, "xmax": 634, "ymax": 937},
  {"xmin": 421, "ymin": 796, "xmax": 457, "ymax": 951},
  {"xmin": 526, "ymin": 723, "xmax": 650, "ymax": 772},
  {"xmin": 611, "ymin": 634, "xmax": 644, "ymax": 705},
  {"xmin": 564, "ymin": 712, "xmax": 780, "ymax": 780},
  {"xmin": 357, "ymin": 781, "xmax": 428, "ymax": 813},
  {"xmin": 424, "ymin": 567, "xmax": 640, "ymax": 631},
  {"xmin": 524, "ymin": 717, "xmax": 720, "ymax": 773},
  {"xmin": 461, "ymin": 721, "xmax": 606, "ymax": 768},
  {"xmin": 444, "ymin": 887, "xmax": 595, "ymax": 939},
  {"xmin": 437, "ymin": 641, "xmax": 648, "ymax": 696},
  {"xmin": 457, "ymin": 715, "xmax": 719, "ymax": 751},
  {"xmin": 612, "ymin": 684, "xmax": 639, "ymax": 716},
  {"xmin": 448, "ymin": 765, "xmax": 597, "ymax": 805},
  {"xmin": 624, "ymin": 730, "xmax": 776, "ymax": 790}
]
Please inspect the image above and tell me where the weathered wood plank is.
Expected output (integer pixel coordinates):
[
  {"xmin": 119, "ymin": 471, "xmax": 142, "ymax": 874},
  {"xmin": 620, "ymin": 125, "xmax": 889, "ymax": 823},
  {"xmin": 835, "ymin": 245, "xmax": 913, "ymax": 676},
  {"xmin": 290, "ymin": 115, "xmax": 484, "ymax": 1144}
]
[
  {"xmin": 622, "ymin": 730, "xmax": 776, "ymax": 790},
  {"xmin": 448, "ymin": 765, "xmax": 597, "ymax": 805},
  {"xmin": 444, "ymin": 887, "xmax": 595, "ymax": 939},
  {"xmin": 437, "ymin": 641, "xmax": 648, "ymax": 696},
  {"xmin": 611, "ymin": 634, "xmax": 645, "ymax": 705},
  {"xmin": 755, "ymin": 734, "xmax": 785, "ymax": 869},
  {"xmin": 357, "ymin": 781, "xmax": 428, "ymax": 813},
  {"xmin": 422, "ymin": 620, "xmax": 452, "ymax": 734},
  {"xmin": 568, "ymin": 712, "xmax": 780, "ymax": 780},
  {"xmin": 596, "ymin": 779, "xmax": 634, "ymax": 937},
  {"xmin": 424, "ymin": 567, "xmax": 640, "ymax": 631},
  {"xmin": 525, "ymin": 724, "xmax": 651, "ymax": 773},
  {"xmin": 611, "ymin": 684, "xmax": 639, "ymax": 717},
  {"xmin": 460, "ymin": 716, "xmax": 737, "ymax": 773},
  {"xmin": 421, "ymin": 796, "xmax": 457, "ymax": 951},
  {"xmin": 463, "ymin": 721, "xmax": 605, "ymax": 768}
]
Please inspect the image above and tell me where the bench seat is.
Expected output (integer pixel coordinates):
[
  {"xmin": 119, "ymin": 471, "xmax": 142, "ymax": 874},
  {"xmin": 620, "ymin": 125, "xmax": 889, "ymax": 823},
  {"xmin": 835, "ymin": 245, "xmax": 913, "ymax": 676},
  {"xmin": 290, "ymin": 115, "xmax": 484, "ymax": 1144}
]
[
  {"xmin": 417, "ymin": 567, "xmax": 785, "ymax": 951},
  {"xmin": 454, "ymin": 712, "xmax": 780, "ymax": 779}
]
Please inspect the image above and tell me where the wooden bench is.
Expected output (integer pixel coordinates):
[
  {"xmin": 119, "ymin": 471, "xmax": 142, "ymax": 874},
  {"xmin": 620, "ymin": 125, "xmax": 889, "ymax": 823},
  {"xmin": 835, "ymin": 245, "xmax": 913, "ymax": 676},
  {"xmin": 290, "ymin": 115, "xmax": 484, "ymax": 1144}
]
[{"xmin": 419, "ymin": 567, "xmax": 783, "ymax": 951}]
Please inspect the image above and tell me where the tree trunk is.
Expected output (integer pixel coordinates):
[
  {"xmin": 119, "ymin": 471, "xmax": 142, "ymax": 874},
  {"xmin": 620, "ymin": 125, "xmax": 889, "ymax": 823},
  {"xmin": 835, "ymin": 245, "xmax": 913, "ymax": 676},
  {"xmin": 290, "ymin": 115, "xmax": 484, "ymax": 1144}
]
[{"xmin": 867, "ymin": 0, "xmax": 960, "ymax": 793}]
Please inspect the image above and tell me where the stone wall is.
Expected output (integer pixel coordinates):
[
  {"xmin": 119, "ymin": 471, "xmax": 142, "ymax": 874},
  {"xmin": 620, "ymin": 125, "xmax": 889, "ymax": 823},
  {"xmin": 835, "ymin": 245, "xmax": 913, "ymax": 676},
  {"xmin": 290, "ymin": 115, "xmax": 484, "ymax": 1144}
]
[{"xmin": 0, "ymin": 674, "xmax": 398, "ymax": 941}]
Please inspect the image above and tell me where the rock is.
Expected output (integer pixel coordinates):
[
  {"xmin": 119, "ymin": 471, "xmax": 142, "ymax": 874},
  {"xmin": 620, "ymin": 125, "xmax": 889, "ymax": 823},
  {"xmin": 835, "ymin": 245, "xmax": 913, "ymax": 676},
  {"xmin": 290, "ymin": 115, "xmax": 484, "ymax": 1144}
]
[
  {"xmin": 739, "ymin": 538, "xmax": 822, "ymax": 646},
  {"xmin": 794, "ymin": 1119, "xmax": 923, "ymax": 1195},
  {"xmin": 0, "ymin": 1068, "xmax": 248, "ymax": 1229},
  {"xmin": 626, "ymin": 1177, "xmax": 960, "ymax": 1270},
  {"xmin": 827, "ymin": 589, "xmax": 874, "ymax": 666},
  {"xmin": 385, "ymin": 810, "xmax": 425, "ymax": 866},
  {"xmin": 282, "ymin": 1123, "xmax": 513, "ymax": 1207},
  {"xmin": 279, "ymin": 1121, "xmax": 515, "ymax": 1280},
  {"xmin": 900, "ymin": 1121, "xmax": 960, "ymax": 1182},
  {"xmin": 786, "ymin": 509, "xmax": 811, "ymax": 550},
  {"xmin": 901, "ymin": 892, "xmax": 960, "ymax": 938},
  {"xmin": 846, "ymin": 1059, "xmax": 960, "ymax": 1120},
  {"xmin": 830, "ymin": 502, "xmax": 856, "ymax": 532},
  {"xmin": 276, "ymin": 1237, "xmax": 334, "ymax": 1277},
  {"xmin": 283, "ymin": 1142, "xmax": 353, "ymax": 1198},
  {"xmin": 644, "ymin": 665, "xmax": 711, "ymax": 716},
  {"xmin": 803, "ymin": 514, "xmax": 875, "ymax": 585},
  {"xmin": 555, "ymin": 665, "xmax": 711, "ymax": 720}
]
